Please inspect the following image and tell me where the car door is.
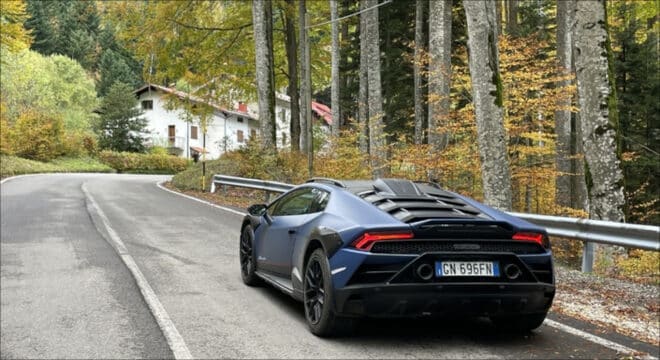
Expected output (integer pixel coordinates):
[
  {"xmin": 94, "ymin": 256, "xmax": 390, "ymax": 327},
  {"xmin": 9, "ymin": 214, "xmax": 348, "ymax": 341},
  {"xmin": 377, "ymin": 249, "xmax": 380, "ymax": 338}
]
[{"xmin": 256, "ymin": 188, "xmax": 317, "ymax": 276}]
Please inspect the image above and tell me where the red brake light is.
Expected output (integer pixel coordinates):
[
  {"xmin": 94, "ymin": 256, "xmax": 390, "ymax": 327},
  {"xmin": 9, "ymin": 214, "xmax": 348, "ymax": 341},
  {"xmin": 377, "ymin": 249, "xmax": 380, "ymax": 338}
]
[
  {"xmin": 352, "ymin": 231, "xmax": 414, "ymax": 251},
  {"xmin": 512, "ymin": 232, "xmax": 544, "ymax": 246}
]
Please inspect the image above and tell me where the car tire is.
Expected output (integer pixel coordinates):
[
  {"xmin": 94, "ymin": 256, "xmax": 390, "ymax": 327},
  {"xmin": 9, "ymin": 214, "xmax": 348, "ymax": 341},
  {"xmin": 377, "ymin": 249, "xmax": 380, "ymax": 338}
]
[
  {"xmin": 491, "ymin": 312, "xmax": 547, "ymax": 332},
  {"xmin": 240, "ymin": 225, "xmax": 260, "ymax": 286},
  {"xmin": 303, "ymin": 248, "xmax": 354, "ymax": 337}
]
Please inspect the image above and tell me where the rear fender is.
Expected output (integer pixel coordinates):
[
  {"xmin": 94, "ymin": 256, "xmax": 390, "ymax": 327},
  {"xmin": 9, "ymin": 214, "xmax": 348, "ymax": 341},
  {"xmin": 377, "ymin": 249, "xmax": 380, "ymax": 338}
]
[{"xmin": 291, "ymin": 226, "xmax": 343, "ymax": 299}]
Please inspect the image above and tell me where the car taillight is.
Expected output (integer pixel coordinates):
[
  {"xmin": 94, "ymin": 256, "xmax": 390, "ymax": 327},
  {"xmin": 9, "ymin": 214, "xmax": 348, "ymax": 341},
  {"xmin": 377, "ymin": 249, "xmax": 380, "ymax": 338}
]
[
  {"xmin": 352, "ymin": 231, "xmax": 414, "ymax": 251},
  {"xmin": 512, "ymin": 232, "xmax": 547, "ymax": 247}
]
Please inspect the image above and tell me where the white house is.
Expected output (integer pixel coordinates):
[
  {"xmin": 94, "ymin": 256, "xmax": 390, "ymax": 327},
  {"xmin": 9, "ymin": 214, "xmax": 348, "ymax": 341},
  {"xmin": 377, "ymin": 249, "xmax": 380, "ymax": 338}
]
[{"xmin": 135, "ymin": 83, "xmax": 332, "ymax": 160}]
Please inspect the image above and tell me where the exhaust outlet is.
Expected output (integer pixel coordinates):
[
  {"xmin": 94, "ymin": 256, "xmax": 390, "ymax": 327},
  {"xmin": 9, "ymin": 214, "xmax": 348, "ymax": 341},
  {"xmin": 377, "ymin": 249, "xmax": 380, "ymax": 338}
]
[
  {"xmin": 504, "ymin": 264, "xmax": 522, "ymax": 280},
  {"xmin": 416, "ymin": 263, "xmax": 434, "ymax": 281}
]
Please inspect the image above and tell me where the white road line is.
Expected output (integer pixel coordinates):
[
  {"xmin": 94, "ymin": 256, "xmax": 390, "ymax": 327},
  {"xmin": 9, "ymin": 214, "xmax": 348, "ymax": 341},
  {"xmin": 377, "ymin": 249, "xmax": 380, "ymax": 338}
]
[
  {"xmin": 1, "ymin": 173, "xmax": 51, "ymax": 185},
  {"xmin": 156, "ymin": 180, "xmax": 247, "ymax": 216},
  {"xmin": 544, "ymin": 319, "xmax": 657, "ymax": 359},
  {"xmin": 156, "ymin": 180, "xmax": 657, "ymax": 359},
  {"xmin": 82, "ymin": 183, "xmax": 193, "ymax": 360}
]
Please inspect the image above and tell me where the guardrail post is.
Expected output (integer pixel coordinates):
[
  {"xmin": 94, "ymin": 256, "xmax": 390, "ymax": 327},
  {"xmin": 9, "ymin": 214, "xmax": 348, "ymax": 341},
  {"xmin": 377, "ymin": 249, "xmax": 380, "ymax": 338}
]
[
  {"xmin": 581, "ymin": 241, "xmax": 595, "ymax": 272},
  {"xmin": 210, "ymin": 182, "xmax": 216, "ymax": 193},
  {"xmin": 265, "ymin": 191, "xmax": 271, "ymax": 203}
]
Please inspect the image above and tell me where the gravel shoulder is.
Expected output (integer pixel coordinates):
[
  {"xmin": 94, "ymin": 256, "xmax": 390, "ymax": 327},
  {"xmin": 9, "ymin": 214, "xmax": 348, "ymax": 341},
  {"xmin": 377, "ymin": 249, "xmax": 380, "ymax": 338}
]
[{"xmin": 552, "ymin": 265, "xmax": 659, "ymax": 346}]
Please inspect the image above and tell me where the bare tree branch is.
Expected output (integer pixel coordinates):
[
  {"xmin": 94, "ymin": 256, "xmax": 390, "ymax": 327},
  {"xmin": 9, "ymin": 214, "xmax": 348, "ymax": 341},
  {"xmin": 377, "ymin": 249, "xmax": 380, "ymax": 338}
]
[{"xmin": 168, "ymin": 18, "xmax": 252, "ymax": 32}]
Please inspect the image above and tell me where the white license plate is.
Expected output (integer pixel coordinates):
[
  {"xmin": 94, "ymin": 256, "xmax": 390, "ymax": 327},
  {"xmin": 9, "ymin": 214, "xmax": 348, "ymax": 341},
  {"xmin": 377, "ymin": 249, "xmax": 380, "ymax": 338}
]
[{"xmin": 436, "ymin": 261, "xmax": 499, "ymax": 277}]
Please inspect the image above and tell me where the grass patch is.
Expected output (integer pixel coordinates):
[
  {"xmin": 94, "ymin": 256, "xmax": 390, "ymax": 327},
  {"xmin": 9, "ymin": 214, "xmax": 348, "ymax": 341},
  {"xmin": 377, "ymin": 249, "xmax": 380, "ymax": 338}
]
[{"xmin": 1, "ymin": 155, "xmax": 115, "ymax": 178}]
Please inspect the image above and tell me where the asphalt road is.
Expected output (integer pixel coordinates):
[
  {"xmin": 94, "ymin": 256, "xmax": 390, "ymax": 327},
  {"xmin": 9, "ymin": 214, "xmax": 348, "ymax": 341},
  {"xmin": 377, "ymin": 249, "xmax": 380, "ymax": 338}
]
[{"xmin": 1, "ymin": 174, "xmax": 656, "ymax": 359}]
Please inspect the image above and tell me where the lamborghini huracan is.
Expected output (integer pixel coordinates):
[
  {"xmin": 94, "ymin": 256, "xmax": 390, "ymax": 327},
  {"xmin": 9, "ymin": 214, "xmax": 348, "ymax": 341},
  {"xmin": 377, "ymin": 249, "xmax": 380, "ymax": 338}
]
[{"xmin": 239, "ymin": 178, "xmax": 555, "ymax": 336}]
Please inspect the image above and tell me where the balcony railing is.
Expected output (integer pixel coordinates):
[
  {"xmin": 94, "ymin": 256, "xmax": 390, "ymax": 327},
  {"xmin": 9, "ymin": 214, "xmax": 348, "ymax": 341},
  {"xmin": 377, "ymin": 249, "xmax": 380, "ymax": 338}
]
[{"xmin": 168, "ymin": 136, "xmax": 186, "ymax": 149}]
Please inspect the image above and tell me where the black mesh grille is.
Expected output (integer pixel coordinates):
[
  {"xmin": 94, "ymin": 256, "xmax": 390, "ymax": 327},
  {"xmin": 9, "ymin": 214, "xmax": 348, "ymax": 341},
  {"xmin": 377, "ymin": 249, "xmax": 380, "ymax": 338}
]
[
  {"xmin": 347, "ymin": 262, "xmax": 407, "ymax": 285},
  {"xmin": 370, "ymin": 240, "xmax": 544, "ymax": 255}
]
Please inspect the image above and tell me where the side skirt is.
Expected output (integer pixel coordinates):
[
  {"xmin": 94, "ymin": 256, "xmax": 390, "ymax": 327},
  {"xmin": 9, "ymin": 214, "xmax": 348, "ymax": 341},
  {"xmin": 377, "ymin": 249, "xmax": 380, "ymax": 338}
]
[{"xmin": 255, "ymin": 270, "xmax": 297, "ymax": 297}]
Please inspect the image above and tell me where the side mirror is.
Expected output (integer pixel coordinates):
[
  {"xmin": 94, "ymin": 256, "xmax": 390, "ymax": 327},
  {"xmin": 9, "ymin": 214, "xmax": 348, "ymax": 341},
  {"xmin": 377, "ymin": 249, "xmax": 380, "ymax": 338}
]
[{"xmin": 247, "ymin": 204, "xmax": 267, "ymax": 216}]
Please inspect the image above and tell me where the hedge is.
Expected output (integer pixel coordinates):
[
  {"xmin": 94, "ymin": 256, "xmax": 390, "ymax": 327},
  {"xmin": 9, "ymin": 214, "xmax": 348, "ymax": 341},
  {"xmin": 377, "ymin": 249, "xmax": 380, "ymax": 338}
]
[{"xmin": 99, "ymin": 151, "xmax": 190, "ymax": 174}]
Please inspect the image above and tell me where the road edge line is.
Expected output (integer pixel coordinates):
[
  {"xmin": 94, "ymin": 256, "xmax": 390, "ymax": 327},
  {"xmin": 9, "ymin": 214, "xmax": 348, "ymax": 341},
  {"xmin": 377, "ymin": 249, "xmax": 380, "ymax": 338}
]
[
  {"xmin": 82, "ymin": 183, "xmax": 193, "ymax": 360},
  {"xmin": 156, "ymin": 180, "xmax": 247, "ymax": 216},
  {"xmin": 1, "ymin": 173, "xmax": 51, "ymax": 185},
  {"xmin": 544, "ymin": 319, "xmax": 657, "ymax": 359}
]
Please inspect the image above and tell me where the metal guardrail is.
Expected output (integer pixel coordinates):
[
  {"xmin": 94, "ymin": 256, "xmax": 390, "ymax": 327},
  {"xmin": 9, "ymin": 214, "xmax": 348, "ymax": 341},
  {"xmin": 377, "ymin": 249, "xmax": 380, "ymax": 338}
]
[
  {"xmin": 210, "ymin": 174, "xmax": 660, "ymax": 272},
  {"xmin": 511, "ymin": 212, "xmax": 660, "ymax": 272},
  {"xmin": 509, "ymin": 212, "xmax": 660, "ymax": 251},
  {"xmin": 210, "ymin": 174, "xmax": 293, "ymax": 202}
]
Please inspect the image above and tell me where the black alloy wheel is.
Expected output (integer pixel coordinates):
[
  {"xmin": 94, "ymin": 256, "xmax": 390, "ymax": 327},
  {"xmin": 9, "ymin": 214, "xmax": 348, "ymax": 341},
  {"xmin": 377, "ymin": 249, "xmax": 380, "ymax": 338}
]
[
  {"xmin": 240, "ymin": 225, "xmax": 260, "ymax": 286},
  {"xmin": 304, "ymin": 258, "xmax": 325, "ymax": 325},
  {"xmin": 303, "ymin": 249, "xmax": 354, "ymax": 336}
]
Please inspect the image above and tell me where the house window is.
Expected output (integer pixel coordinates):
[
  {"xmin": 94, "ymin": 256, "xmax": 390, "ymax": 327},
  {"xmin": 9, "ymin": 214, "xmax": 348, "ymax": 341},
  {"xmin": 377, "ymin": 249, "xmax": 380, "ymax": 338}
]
[
  {"xmin": 168, "ymin": 125, "xmax": 176, "ymax": 145},
  {"xmin": 237, "ymin": 117, "xmax": 244, "ymax": 123},
  {"xmin": 237, "ymin": 130, "xmax": 244, "ymax": 143},
  {"xmin": 191, "ymin": 126, "xmax": 198, "ymax": 140},
  {"xmin": 250, "ymin": 129, "xmax": 257, "ymax": 139},
  {"xmin": 141, "ymin": 100, "xmax": 153, "ymax": 110}
]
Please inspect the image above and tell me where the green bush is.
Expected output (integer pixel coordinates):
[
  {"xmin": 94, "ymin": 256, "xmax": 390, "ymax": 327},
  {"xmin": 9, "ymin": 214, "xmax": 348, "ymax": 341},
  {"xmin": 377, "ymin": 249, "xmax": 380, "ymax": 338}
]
[
  {"xmin": 0, "ymin": 117, "xmax": 12, "ymax": 155},
  {"xmin": 149, "ymin": 146, "xmax": 169, "ymax": 156},
  {"xmin": 61, "ymin": 131, "xmax": 98, "ymax": 158},
  {"xmin": 98, "ymin": 150, "xmax": 190, "ymax": 174},
  {"xmin": 9, "ymin": 110, "xmax": 65, "ymax": 161}
]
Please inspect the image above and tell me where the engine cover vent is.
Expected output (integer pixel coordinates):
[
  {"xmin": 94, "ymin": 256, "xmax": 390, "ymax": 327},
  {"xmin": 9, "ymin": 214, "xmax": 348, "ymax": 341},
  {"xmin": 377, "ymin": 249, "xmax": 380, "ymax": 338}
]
[{"xmin": 373, "ymin": 179, "xmax": 422, "ymax": 196}]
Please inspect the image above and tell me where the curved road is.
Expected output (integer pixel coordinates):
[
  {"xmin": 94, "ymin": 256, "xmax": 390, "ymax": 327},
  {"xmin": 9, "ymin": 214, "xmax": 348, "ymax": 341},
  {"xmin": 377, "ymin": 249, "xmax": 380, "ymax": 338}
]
[{"xmin": 1, "ymin": 174, "xmax": 656, "ymax": 359}]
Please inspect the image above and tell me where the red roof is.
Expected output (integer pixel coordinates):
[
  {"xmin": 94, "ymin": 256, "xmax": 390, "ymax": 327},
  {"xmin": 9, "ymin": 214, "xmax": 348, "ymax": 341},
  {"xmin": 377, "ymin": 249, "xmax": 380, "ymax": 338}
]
[{"xmin": 312, "ymin": 101, "xmax": 332, "ymax": 125}]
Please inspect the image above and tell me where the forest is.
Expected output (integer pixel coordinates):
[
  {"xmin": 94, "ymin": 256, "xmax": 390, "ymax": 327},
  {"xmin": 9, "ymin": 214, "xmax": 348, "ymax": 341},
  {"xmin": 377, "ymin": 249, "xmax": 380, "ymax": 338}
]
[{"xmin": 1, "ymin": 0, "xmax": 658, "ymax": 230}]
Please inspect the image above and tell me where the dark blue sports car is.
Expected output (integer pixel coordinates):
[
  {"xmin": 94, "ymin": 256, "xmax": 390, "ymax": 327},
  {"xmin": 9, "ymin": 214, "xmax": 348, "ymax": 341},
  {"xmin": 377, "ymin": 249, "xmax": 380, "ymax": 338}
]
[{"xmin": 239, "ymin": 178, "xmax": 555, "ymax": 336}]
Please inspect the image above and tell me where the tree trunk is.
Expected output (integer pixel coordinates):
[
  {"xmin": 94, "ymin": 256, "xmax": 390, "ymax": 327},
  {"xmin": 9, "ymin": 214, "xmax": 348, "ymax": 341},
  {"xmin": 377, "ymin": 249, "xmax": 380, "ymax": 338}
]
[
  {"xmin": 330, "ymin": 0, "xmax": 340, "ymax": 136},
  {"xmin": 554, "ymin": 0, "xmax": 573, "ymax": 208},
  {"xmin": 571, "ymin": 112, "xmax": 590, "ymax": 212},
  {"xmin": 252, "ymin": 0, "xmax": 276, "ymax": 151},
  {"xmin": 506, "ymin": 0, "xmax": 518, "ymax": 36},
  {"xmin": 413, "ymin": 0, "xmax": 426, "ymax": 145},
  {"xmin": 382, "ymin": 7, "xmax": 391, "ymax": 132},
  {"xmin": 574, "ymin": 0, "xmax": 625, "ymax": 222},
  {"xmin": 428, "ymin": 0, "xmax": 452, "ymax": 150},
  {"xmin": 495, "ymin": 0, "xmax": 502, "ymax": 35},
  {"xmin": 464, "ymin": 0, "xmax": 513, "ymax": 211},
  {"xmin": 299, "ymin": 0, "xmax": 309, "ymax": 153},
  {"xmin": 340, "ymin": 0, "xmax": 351, "ymax": 133},
  {"xmin": 570, "ymin": 0, "xmax": 589, "ymax": 213},
  {"xmin": 284, "ymin": 0, "xmax": 300, "ymax": 151},
  {"xmin": 365, "ymin": 0, "xmax": 385, "ymax": 177},
  {"xmin": 358, "ymin": 0, "xmax": 369, "ymax": 154}
]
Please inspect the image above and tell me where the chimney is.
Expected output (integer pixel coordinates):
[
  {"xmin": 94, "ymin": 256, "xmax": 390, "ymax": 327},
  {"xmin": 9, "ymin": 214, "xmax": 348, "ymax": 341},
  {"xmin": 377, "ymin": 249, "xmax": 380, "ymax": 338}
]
[{"xmin": 238, "ymin": 101, "xmax": 248, "ymax": 113}]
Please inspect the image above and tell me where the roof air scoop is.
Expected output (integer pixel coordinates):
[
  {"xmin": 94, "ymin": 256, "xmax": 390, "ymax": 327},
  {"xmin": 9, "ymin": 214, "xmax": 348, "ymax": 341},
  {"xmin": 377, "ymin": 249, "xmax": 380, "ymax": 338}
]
[{"xmin": 373, "ymin": 179, "xmax": 422, "ymax": 196}]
